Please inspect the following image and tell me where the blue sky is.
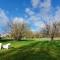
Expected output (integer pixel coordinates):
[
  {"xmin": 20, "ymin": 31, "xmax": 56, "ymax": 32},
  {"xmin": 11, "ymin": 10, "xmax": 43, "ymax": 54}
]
[
  {"xmin": 0, "ymin": 0, "xmax": 30, "ymax": 17},
  {"xmin": 0, "ymin": 0, "xmax": 60, "ymax": 34}
]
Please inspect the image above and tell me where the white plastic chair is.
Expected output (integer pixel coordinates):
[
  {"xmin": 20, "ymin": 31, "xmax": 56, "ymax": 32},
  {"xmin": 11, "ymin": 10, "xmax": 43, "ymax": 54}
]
[
  {"xmin": 3, "ymin": 43, "xmax": 11, "ymax": 49},
  {"xmin": 0, "ymin": 43, "xmax": 2, "ymax": 49}
]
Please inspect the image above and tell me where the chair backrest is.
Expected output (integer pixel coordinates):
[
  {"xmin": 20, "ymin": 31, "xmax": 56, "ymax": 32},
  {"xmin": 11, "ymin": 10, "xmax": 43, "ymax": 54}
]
[
  {"xmin": 0, "ymin": 43, "xmax": 2, "ymax": 49},
  {"xmin": 0, "ymin": 43, "xmax": 2, "ymax": 44},
  {"xmin": 7, "ymin": 43, "xmax": 11, "ymax": 46}
]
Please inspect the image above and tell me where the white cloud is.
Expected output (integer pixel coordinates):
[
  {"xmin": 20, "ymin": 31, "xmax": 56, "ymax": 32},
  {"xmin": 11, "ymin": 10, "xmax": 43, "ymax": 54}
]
[
  {"xmin": 31, "ymin": 0, "xmax": 51, "ymax": 9},
  {"xmin": 31, "ymin": 0, "xmax": 40, "ymax": 8},
  {"xmin": 0, "ymin": 8, "xmax": 9, "ymax": 25},
  {"xmin": 25, "ymin": 8, "xmax": 35, "ymax": 16},
  {"xmin": 13, "ymin": 17, "xmax": 24, "ymax": 24},
  {"xmin": 40, "ymin": 0, "xmax": 51, "ymax": 9},
  {"xmin": 33, "ymin": 20, "xmax": 46, "ymax": 29},
  {"xmin": 54, "ymin": 7, "xmax": 60, "ymax": 22},
  {"xmin": 0, "ymin": 8, "xmax": 10, "ymax": 34}
]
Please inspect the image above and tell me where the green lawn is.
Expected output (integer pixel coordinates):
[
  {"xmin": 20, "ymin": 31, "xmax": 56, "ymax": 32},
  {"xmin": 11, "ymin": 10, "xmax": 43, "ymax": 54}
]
[{"xmin": 0, "ymin": 40, "xmax": 60, "ymax": 60}]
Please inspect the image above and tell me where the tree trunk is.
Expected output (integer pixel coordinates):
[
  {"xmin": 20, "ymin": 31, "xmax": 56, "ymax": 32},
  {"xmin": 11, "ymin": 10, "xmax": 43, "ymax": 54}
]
[
  {"xmin": 51, "ymin": 36, "xmax": 53, "ymax": 41},
  {"xmin": 51, "ymin": 33, "xmax": 54, "ymax": 41}
]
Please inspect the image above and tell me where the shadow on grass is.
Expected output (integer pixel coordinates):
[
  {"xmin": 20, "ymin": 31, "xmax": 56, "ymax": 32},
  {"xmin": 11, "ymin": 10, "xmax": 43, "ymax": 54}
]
[
  {"xmin": 0, "ymin": 41, "xmax": 39, "ymax": 59},
  {"xmin": 0, "ymin": 41, "xmax": 60, "ymax": 60},
  {"xmin": 0, "ymin": 39, "xmax": 14, "ymax": 42},
  {"xmin": 0, "ymin": 39, "xmax": 34, "ymax": 42}
]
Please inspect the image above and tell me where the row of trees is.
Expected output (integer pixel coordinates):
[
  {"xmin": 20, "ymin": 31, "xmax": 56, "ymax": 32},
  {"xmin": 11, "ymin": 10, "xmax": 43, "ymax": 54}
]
[
  {"xmin": 3, "ymin": 19, "xmax": 60, "ymax": 41},
  {"xmin": 6, "ymin": 20, "xmax": 31, "ymax": 40}
]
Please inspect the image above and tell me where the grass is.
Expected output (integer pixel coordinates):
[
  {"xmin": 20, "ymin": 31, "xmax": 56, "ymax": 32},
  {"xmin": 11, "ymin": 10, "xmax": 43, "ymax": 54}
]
[{"xmin": 0, "ymin": 39, "xmax": 60, "ymax": 60}]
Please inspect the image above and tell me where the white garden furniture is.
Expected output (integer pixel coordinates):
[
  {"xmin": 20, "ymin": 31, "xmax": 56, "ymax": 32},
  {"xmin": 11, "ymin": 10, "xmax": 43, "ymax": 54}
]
[
  {"xmin": 3, "ymin": 43, "xmax": 11, "ymax": 49},
  {"xmin": 0, "ymin": 43, "xmax": 2, "ymax": 49}
]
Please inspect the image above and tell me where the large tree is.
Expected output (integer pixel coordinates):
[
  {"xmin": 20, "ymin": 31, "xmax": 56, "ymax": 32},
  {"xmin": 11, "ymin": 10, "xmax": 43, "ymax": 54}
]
[
  {"xmin": 7, "ymin": 20, "xmax": 30, "ymax": 40},
  {"xmin": 43, "ymin": 21, "xmax": 60, "ymax": 40}
]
